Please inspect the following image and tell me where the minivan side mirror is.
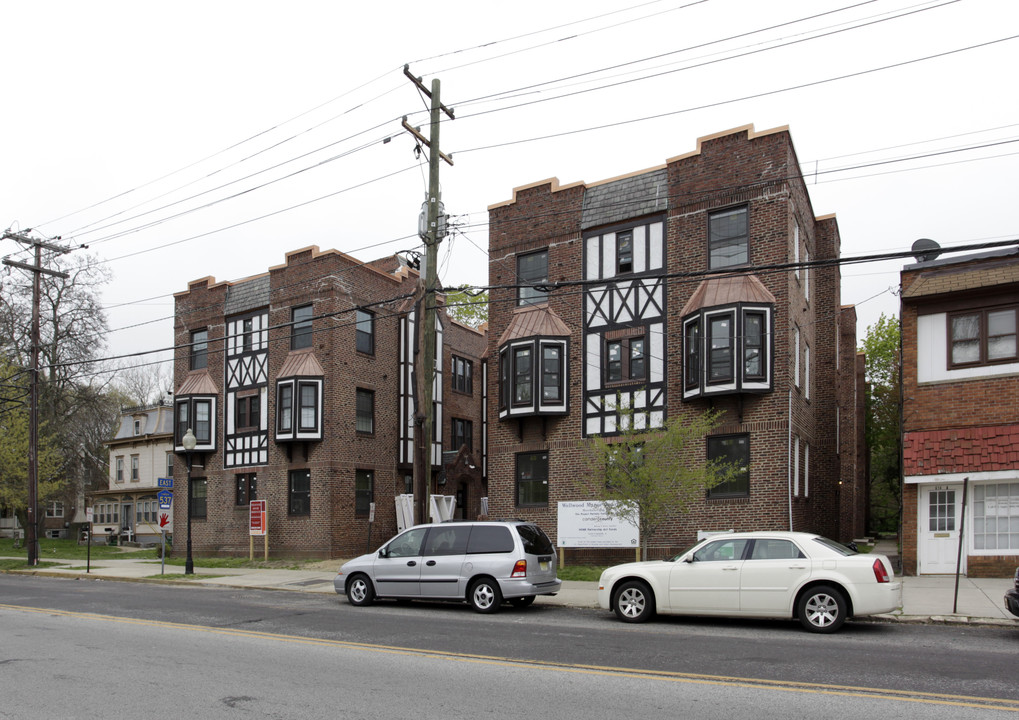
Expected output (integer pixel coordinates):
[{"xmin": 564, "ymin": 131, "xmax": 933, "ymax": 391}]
[{"xmin": 378, "ymin": 547, "xmax": 389, "ymax": 559}]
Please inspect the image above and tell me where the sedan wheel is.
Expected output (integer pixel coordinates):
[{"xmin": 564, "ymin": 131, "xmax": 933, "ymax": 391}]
[
  {"xmin": 347, "ymin": 574, "xmax": 375, "ymax": 607},
  {"xmin": 798, "ymin": 585, "xmax": 847, "ymax": 633},
  {"xmin": 469, "ymin": 578, "xmax": 503, "ymax": 613},
  {"xmin": 613, "ymin": 580, "xmax": 655, "ymax": 623}
]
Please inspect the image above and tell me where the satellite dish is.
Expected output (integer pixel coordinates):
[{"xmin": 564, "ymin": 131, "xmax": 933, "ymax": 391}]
[{"xmin": 911, "ymin": 238, "xmax": 941, "ymax": 263}]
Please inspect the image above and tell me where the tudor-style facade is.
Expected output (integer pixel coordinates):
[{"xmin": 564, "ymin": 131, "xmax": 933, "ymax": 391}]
[
  {"xmin": 485, "ymin": 125, "xmax": 866, "ymax": 554},
  {"xmin": 172, "ymin": 246, "xmax": 486, "ymax": 559},
  {"xmin": 900, "ymin": 247, "xmax": 1019, "ymax": 577}
]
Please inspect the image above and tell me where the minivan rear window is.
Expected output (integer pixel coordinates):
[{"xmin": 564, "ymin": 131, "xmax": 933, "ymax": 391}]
[
  {"xmin": 515, "ymin": 524, "xmax": 554, "ymax": 555},
  {"xmin": 466, "ymin": 526, "xmax": 514, "ymax": 554}
]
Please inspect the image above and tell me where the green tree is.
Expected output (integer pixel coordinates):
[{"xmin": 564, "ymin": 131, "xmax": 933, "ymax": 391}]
[
  {"xmin": 860, "ymin": 313, "xmax": 901, "ymax": 533},
  {"xmin": 443, "ymin": 285, "xmax": 488, "ymax": 329},
  {"xmin": 0, "ymin": 358, "xmax": 64, "ymax": 533},
  {"xmin": 583, "ymin": 405, "xmax": 742, "ymax": 558}
]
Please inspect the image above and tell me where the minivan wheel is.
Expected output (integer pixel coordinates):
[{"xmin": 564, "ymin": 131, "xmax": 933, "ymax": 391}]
[
  {"xmin": 798, "ymin": 585, "xmax": 847, "ymax": 633},
  {"xmin": 613, "ymin": 580, "xmax": 655, "ymax": 623},
  {"xmin": 510, "ymin": 595, "xmax": 536, "ymax": 608},
  {"xmin": 347, "ymin": 574, "xmax": 375, "ymax": 607},
  {"xmin": 469, "ymin": 578, "xmax": 503, "ymax": 613}
]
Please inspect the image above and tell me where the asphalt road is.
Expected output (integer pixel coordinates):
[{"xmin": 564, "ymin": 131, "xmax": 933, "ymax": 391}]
[{"xmin": 2, "ymin": 574, "xmax": 1017, "ymax": 719}]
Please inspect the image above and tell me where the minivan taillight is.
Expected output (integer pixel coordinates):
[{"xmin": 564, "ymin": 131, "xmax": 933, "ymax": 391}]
[
  {"xmin": 511, "ymin": 560, "xmax": 527, "ymax": 578},
  {"xmin": 872, "ymin": 558, "xmax": 890, "ymax": 583}
]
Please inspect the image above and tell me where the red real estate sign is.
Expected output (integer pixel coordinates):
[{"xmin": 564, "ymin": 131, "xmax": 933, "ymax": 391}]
[{"xmin": 249, "ymin": 500, "xmax": 267, "ymax": 536}]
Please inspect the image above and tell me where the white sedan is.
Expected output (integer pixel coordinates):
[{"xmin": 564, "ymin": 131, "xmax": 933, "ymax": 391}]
[{"xmin": 597, "ymin": 531, "xmax": 900, "ymax": 632}]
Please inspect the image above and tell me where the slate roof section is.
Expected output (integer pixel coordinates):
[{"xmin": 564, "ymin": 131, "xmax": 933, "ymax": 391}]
[
  {"xmin": 680, "ymin": 275, "xmax": 777, "ymax": 316},
  {"xmin": 111, "ymin": 405, "xmax": 174, "ymax": 441},
  {"xmin": 496, "ymin": 305, "xmax": 572, "ymax": 347},
  {"xmin": 224, "ymin": 274, "xmax": 270, "ymax": 315},
  {"xmin": 903, "ymin": 425, "xmax": 1019, "ymax": 475},
  {"xmin": 581, "ymin": 168, "xmax": 668, "ymax": 230}
]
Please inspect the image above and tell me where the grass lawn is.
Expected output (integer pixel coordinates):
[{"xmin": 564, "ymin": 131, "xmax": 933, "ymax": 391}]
[{"xmin": 0, "ymin": 537, "xmax": 316, "ymax": 570}]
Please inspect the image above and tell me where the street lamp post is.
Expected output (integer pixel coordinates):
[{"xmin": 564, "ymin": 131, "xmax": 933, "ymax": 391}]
[{"xmin": 182, "ymin": 427, "xmax": 197, "ymax": 575}]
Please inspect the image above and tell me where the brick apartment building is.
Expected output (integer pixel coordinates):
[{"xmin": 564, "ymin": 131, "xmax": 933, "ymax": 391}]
[
  {"xmin": 172, "ymin": 246, "xmax": 486, "ymax": 559},
  {"xmin": 484, "ymin": 124, "xmax": 866, "ymax": 555},
  {"xmin": 900, "ymin": 246, "xmax": 1019, "ymax": 577}
]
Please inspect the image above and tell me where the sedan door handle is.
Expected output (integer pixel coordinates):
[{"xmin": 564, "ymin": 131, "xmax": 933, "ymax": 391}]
[
  {"xmin": 788, "ymin": 564, "xmax": 807, "ymax": 569},
  {"xmin": 426, "ymin": 560, "xmax": 437, "ymax": 566},
  {"xmin": 406, "ymin": 561, "xmax": 417, "ymax": 567},
  {"xmin": 722, "ymin": 565, "xmax": 739, "ymax": 571}
]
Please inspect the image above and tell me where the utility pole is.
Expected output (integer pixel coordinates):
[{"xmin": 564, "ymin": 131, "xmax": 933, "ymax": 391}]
[
  {"xmin": 3, "ymin": 229, "xmax": 70, "ymax": 566},
  {"xmin": 402, "ymin": 65, "xmax": 453, "ymax": 525}
]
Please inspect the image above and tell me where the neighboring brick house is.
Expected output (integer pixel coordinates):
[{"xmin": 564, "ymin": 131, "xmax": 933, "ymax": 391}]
[
  {"xmin": 172, "ymin": 246, "xmax": 486, "ymax": 559},
  {"xmin": 900, "ymin": 246, "xmax": 1019, "ymax": 577},
  {"xmin": 91, "ymin": 404, "xmax": 176, "ymax": 545},
  {"xmin": 485, "ymin": 124, "xmax": 865, "ymax": 557}
]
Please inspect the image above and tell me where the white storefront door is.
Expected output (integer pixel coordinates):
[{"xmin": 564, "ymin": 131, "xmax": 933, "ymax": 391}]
[{"xmin": 919, "ymin": 485, "xmax": 966, "ymax": 574}]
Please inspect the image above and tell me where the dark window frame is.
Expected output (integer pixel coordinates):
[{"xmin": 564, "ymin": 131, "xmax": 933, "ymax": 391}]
[
  {"xmin": 684, "ymin": 319, "xmax": 701, "ymax": 390},
  {"xmin": 291, "ymin": 305, "xmax": 313, "ymax": 350},
  {"xmin": 743, "ymin": 310, "xmax": 767, "ymax": 381},
  {"xmin": 242, "ymin": 317, "xmax": 254, "ymax": 354},
  {"xmin": 277, "ymin": 382, "xmax": 293, "ymax": 434},
  {"xmin": 355, "ymin": 388, "xmax": 374, "ymax": 434},
  {"xmin": 236, "ymin": 472, "xmax": 257, "ymax": 506},
  {"xmin": 235, "ymin": 393, "xmax": 260, "ymax": 432},
  {"xmin": 451, "ymin": 417, "xmax": 473, "ymax": 451},
  {"xmin": 617, "ymin": 229, "xmax": 634, "ymax": 275},
  {"xmin": 298, "ymin": 381, "xmax": 319, "ymax": 432},
  {"xmin": 189, "ymin": 477, "xmax": 208, "ymax": 519},
  {"xmin": 355, "ymin": 309, "xmax": 374, "ymax": 355},
  {"xmin": 512, "ymin": 346, "xmax": 532, "ymax": 406},
  {"xmin": 541, "ymin": 344, "xmax": 563, "ymax": 402},
  {"xmin": 452, "ymin": 355, "xmax": 473, "ymax": 394},
  {"xmin": 288, "ymin": 469, "xmax": 311, "ymax": 516},
  {"xmin": 605, "ymin": 335, "xmax": 647, "ymax": 385},
  {"xmin": 706, "ymin": 434, "xmax": 750, "ymax": 498},
  {"xmin": 707, "ymin": 312, "xmax": 735, "ymax": 384},
  {"xmin": 515, "ymin": 451, "xmax": 549, "ymax": 507},
  {"xmin": 190, "ymin": 329, "xmax": 208, "ymax": 371},
  {"xmin": 708, "ymin": 205, "xmax": 749, "ymax": 270},
  {"xmin": 194, "ymin": 399, "xmax": 213, "ymax": 444},
  {"xmin": 947, "ymin": 305, "xmax": 1018, "ymax": 369},
  {"xmin": 355, "ymin": 469, "xmax": 374, "ymax": 518},
  {"xmin": 517, "ymin": 249, "xmax": 549, "ymax": 306}
]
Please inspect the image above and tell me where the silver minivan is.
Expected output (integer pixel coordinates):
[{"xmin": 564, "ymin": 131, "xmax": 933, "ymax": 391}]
[{"xmin": 334, "ymin": 520, "xmax": 561, "ymax": 612}]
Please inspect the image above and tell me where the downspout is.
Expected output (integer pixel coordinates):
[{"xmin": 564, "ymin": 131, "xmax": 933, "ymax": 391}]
[{"xmin": 788, "ymin": 387, "xmax": 794, "ymax": 531}]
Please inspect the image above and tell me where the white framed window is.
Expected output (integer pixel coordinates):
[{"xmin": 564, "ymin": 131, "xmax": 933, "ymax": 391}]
[
  {"xmin": 116, "ymin": 457, "xmax": 124, "ymax": 483},
  {"xmin": 973, "ymin": 482, "xmax": 1019, "ymax": 551},
  {"xmin": 131, "ymin": 455, "xmax": 140, "ymax": 482},
  {"xmin": 45, "ymin": 501, "xmax": 64, "ymax": 518}
]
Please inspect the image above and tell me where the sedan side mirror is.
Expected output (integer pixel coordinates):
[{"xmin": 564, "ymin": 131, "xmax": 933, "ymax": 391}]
[
  {"xmin": 684, "ymin": 554, "xmax": 695, "ymax": 563},
  {"xmin": 378, "ymin": 548, "xmax": 389, "ymax": 559}
]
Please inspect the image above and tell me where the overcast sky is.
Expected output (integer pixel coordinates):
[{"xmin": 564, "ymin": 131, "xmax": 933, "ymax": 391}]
[{"xmin": 3, "ymin": 0, "xmax": 1017, "ymax": 377}]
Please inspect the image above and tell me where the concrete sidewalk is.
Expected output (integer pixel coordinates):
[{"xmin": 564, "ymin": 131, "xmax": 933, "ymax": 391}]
[{"xmin": 3, "ymin": 553, "xmax": 1016, "ymax": 627}]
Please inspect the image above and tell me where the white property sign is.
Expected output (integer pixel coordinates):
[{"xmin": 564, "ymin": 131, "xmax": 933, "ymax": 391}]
[{"xmin": 557, "ymin": 500, "xmax": 639, "ymax": 548}]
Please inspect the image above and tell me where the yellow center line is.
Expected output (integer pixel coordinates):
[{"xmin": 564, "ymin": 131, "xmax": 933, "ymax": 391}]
[{"xmin": 3, "ymin": 603, "xmax": 1017, "ymax": 712}]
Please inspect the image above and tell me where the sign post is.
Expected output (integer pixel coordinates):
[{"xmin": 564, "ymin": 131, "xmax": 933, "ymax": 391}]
[
  {"xmin": 366, "ymin": 502, "xmax": 375, "ymax": 553},
  {"xmin": 85, "ymin": 506, "xmax": 93, "ymax": 574},
  {"xmin": 156, "ymin": 484, "xmax": 173, "ymax": 574},
  {"xmin": 249, "ymin": 500, "xmax": 267, "ymax": 561}
]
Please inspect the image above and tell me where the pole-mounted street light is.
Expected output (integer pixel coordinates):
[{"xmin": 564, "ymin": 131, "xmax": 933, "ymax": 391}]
[{"xmin": 182, "ymin": 427, "xmax": 197, "ymax": 575}]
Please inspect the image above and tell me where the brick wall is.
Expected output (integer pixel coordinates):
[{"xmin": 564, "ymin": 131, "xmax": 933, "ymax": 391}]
[{"xmin": 485, "ymin": 125, "xmax": 858, "ymax": 549}]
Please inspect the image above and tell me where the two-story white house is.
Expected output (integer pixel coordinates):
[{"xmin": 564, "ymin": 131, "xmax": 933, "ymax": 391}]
[{"xmin": 92, "ymin": 404, "xmax": 175, "ymax": 545}]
